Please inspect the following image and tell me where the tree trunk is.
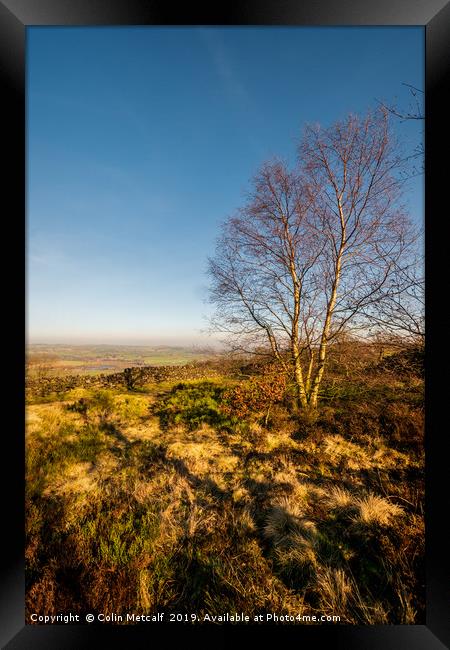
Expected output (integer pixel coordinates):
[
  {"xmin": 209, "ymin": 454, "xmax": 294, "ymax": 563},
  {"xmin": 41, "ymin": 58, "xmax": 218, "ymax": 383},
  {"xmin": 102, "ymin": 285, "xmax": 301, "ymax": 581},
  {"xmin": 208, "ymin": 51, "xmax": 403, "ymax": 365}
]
[
  {"xmin": 308, "ymin": 193, "xmax": 346, "ymax": 409},
  {"xmin": 294, "ymin": 362, "xmax": 309, "ymax": 410}
]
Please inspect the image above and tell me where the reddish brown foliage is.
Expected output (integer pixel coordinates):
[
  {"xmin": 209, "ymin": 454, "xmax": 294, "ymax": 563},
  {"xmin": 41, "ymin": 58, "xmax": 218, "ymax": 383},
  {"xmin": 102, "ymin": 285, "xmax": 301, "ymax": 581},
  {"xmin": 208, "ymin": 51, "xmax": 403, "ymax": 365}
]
[{"xmin": 222, "ymin": 368, "xmax": 287, "ymax": 420}]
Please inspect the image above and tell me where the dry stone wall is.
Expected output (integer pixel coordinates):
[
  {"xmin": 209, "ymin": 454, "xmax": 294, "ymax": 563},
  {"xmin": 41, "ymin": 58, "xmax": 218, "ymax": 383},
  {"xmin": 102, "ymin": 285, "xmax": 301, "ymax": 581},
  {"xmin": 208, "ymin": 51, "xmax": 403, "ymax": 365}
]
[{"xmin": 26, "ymin": 362, "xmax": 224, "ymax": 398}]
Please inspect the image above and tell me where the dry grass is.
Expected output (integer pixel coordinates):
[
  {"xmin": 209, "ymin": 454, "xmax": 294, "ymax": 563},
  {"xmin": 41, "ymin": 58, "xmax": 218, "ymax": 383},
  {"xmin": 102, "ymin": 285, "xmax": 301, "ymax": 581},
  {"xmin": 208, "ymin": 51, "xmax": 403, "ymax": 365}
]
[
  {"xmin": 316, "ymin": 567, "xmax": 352, "ymax": 612},
  {"xmin": 264, "ymin": 497, "xmax": 314, "ymax": 548},
  {"xmin": 26, "ymin": 361, "xmax": 424, "ymax": 625},
  {"xmin": 354, "ymin": 494, "xmax": 404, "ymax": 528},
  {"xmin": 324, "ymin": 486, "xmax": 358, "ymax": 515}
]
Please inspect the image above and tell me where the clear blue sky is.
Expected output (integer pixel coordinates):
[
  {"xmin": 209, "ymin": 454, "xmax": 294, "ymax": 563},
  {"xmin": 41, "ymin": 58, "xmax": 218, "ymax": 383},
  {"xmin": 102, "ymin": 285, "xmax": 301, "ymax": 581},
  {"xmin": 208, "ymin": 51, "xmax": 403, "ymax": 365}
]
[{"xmin": 27, "ymin": 27, "xmax": 424, "ymax": 345}]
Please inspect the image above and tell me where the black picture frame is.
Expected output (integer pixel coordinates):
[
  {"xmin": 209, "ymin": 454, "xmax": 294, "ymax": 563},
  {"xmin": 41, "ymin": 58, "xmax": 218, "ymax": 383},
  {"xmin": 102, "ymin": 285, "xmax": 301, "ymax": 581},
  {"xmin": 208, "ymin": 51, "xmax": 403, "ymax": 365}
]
[{"xmin": 2, "ymin": 1, "xmax": 449, "ymax": 648}]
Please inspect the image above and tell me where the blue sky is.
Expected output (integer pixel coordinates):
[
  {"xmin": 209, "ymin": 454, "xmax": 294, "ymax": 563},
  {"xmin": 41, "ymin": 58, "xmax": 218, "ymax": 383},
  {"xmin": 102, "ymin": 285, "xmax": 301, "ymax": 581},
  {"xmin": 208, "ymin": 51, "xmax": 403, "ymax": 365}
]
[{"xmin": 27, "ymin": 27, "xmax": 424, "ymax": 345}]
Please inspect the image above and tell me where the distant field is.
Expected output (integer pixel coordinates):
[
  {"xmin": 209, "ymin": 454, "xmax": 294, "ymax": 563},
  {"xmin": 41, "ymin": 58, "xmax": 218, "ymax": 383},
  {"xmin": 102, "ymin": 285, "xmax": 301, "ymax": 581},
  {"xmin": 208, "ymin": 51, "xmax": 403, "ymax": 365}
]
[{"xmin": 26, "ymin": 344, "xmax": 218, "ymax": 376}]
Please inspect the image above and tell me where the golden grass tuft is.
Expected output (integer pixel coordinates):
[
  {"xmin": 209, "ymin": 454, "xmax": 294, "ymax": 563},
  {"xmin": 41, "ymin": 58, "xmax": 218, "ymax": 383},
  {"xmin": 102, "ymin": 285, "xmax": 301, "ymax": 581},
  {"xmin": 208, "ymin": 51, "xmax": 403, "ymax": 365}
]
[
  {"xmin": 354, "ymin": 494, "xmax": 404, "ymax": 528},
  {"xmin": 275, "ymin": 535, "xmax": 318, "ymax": 574},
  {"xmin": 325, "ymin": 486, "xmax": 357, "ymax": 512},
  {"xmin": 264, "ymin": 496, "xmax": 315, "ymax": 549},
  {"xmin": 316, "ymin": 567, "xmax": 352, "ymax": 612}
]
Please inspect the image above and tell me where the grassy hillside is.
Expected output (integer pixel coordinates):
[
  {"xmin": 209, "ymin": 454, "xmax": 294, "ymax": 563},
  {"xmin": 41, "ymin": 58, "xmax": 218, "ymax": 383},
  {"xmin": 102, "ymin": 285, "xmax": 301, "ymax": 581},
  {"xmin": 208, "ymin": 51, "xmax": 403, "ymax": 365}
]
[{"xmin": 26, "ymin": 350, "xmax": 424, "ymax": 624}]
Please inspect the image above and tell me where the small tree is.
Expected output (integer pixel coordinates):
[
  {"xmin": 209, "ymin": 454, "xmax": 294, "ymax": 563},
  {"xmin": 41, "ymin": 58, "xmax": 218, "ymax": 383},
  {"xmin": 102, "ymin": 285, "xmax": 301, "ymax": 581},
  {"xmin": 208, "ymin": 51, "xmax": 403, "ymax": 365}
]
[
  {"xmin": 222, "ymin": 365, "xmax": 287, "ymax": 427},
  {"xmin": 208, "ymin": 108, "xmax": 415, "ymax": 410}
]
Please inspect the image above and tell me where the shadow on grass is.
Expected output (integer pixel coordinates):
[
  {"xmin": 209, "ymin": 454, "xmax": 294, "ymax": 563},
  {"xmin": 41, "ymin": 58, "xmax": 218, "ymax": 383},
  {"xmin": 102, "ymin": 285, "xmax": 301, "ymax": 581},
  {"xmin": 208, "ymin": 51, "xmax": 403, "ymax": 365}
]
[
  {"xmin": 99, "ymin": 420, "xmax": 131, "ymax": 446},
  {"xmin": 133, "ymin": 439, "xmax": 232, "ymax": 502}
]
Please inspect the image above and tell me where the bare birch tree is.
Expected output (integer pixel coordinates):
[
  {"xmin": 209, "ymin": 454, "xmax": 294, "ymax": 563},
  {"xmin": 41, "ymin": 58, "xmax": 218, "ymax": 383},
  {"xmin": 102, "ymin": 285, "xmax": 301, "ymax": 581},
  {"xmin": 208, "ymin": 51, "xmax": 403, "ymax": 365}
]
[{"xmin": 208, "ymin": 108, "xmax": 414, "ymax": 409}]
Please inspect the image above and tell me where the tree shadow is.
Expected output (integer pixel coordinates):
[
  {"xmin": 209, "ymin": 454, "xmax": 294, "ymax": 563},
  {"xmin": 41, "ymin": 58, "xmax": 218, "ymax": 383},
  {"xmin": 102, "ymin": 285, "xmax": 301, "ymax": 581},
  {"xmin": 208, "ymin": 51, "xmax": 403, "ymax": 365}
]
[
  {"xmin": 134, "ymin": 440, "xmax": 233, "ymax": 502},
  {"xmin": 165, "ymin": 548, "xmax": 238, "ymax": 613},
  {"xmin": 99, "ymin": 420, "xmax": 130, "ymax": 446}
]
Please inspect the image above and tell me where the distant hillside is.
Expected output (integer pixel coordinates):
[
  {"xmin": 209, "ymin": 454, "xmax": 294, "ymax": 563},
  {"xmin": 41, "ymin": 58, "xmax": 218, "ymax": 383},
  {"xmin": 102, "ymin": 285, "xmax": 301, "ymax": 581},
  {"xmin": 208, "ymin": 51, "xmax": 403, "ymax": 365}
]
[{"xmin": 26, "ymin": 344, "xmax": 219, "ymax": 376}]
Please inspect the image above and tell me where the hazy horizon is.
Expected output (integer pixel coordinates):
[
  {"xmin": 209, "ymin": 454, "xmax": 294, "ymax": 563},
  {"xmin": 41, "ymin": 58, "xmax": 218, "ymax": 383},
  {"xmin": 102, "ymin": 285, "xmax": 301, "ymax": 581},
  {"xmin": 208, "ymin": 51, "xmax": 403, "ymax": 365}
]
[{"xmin": 26, "ymin": 334, "xmax": 224, "ymax": 348}]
